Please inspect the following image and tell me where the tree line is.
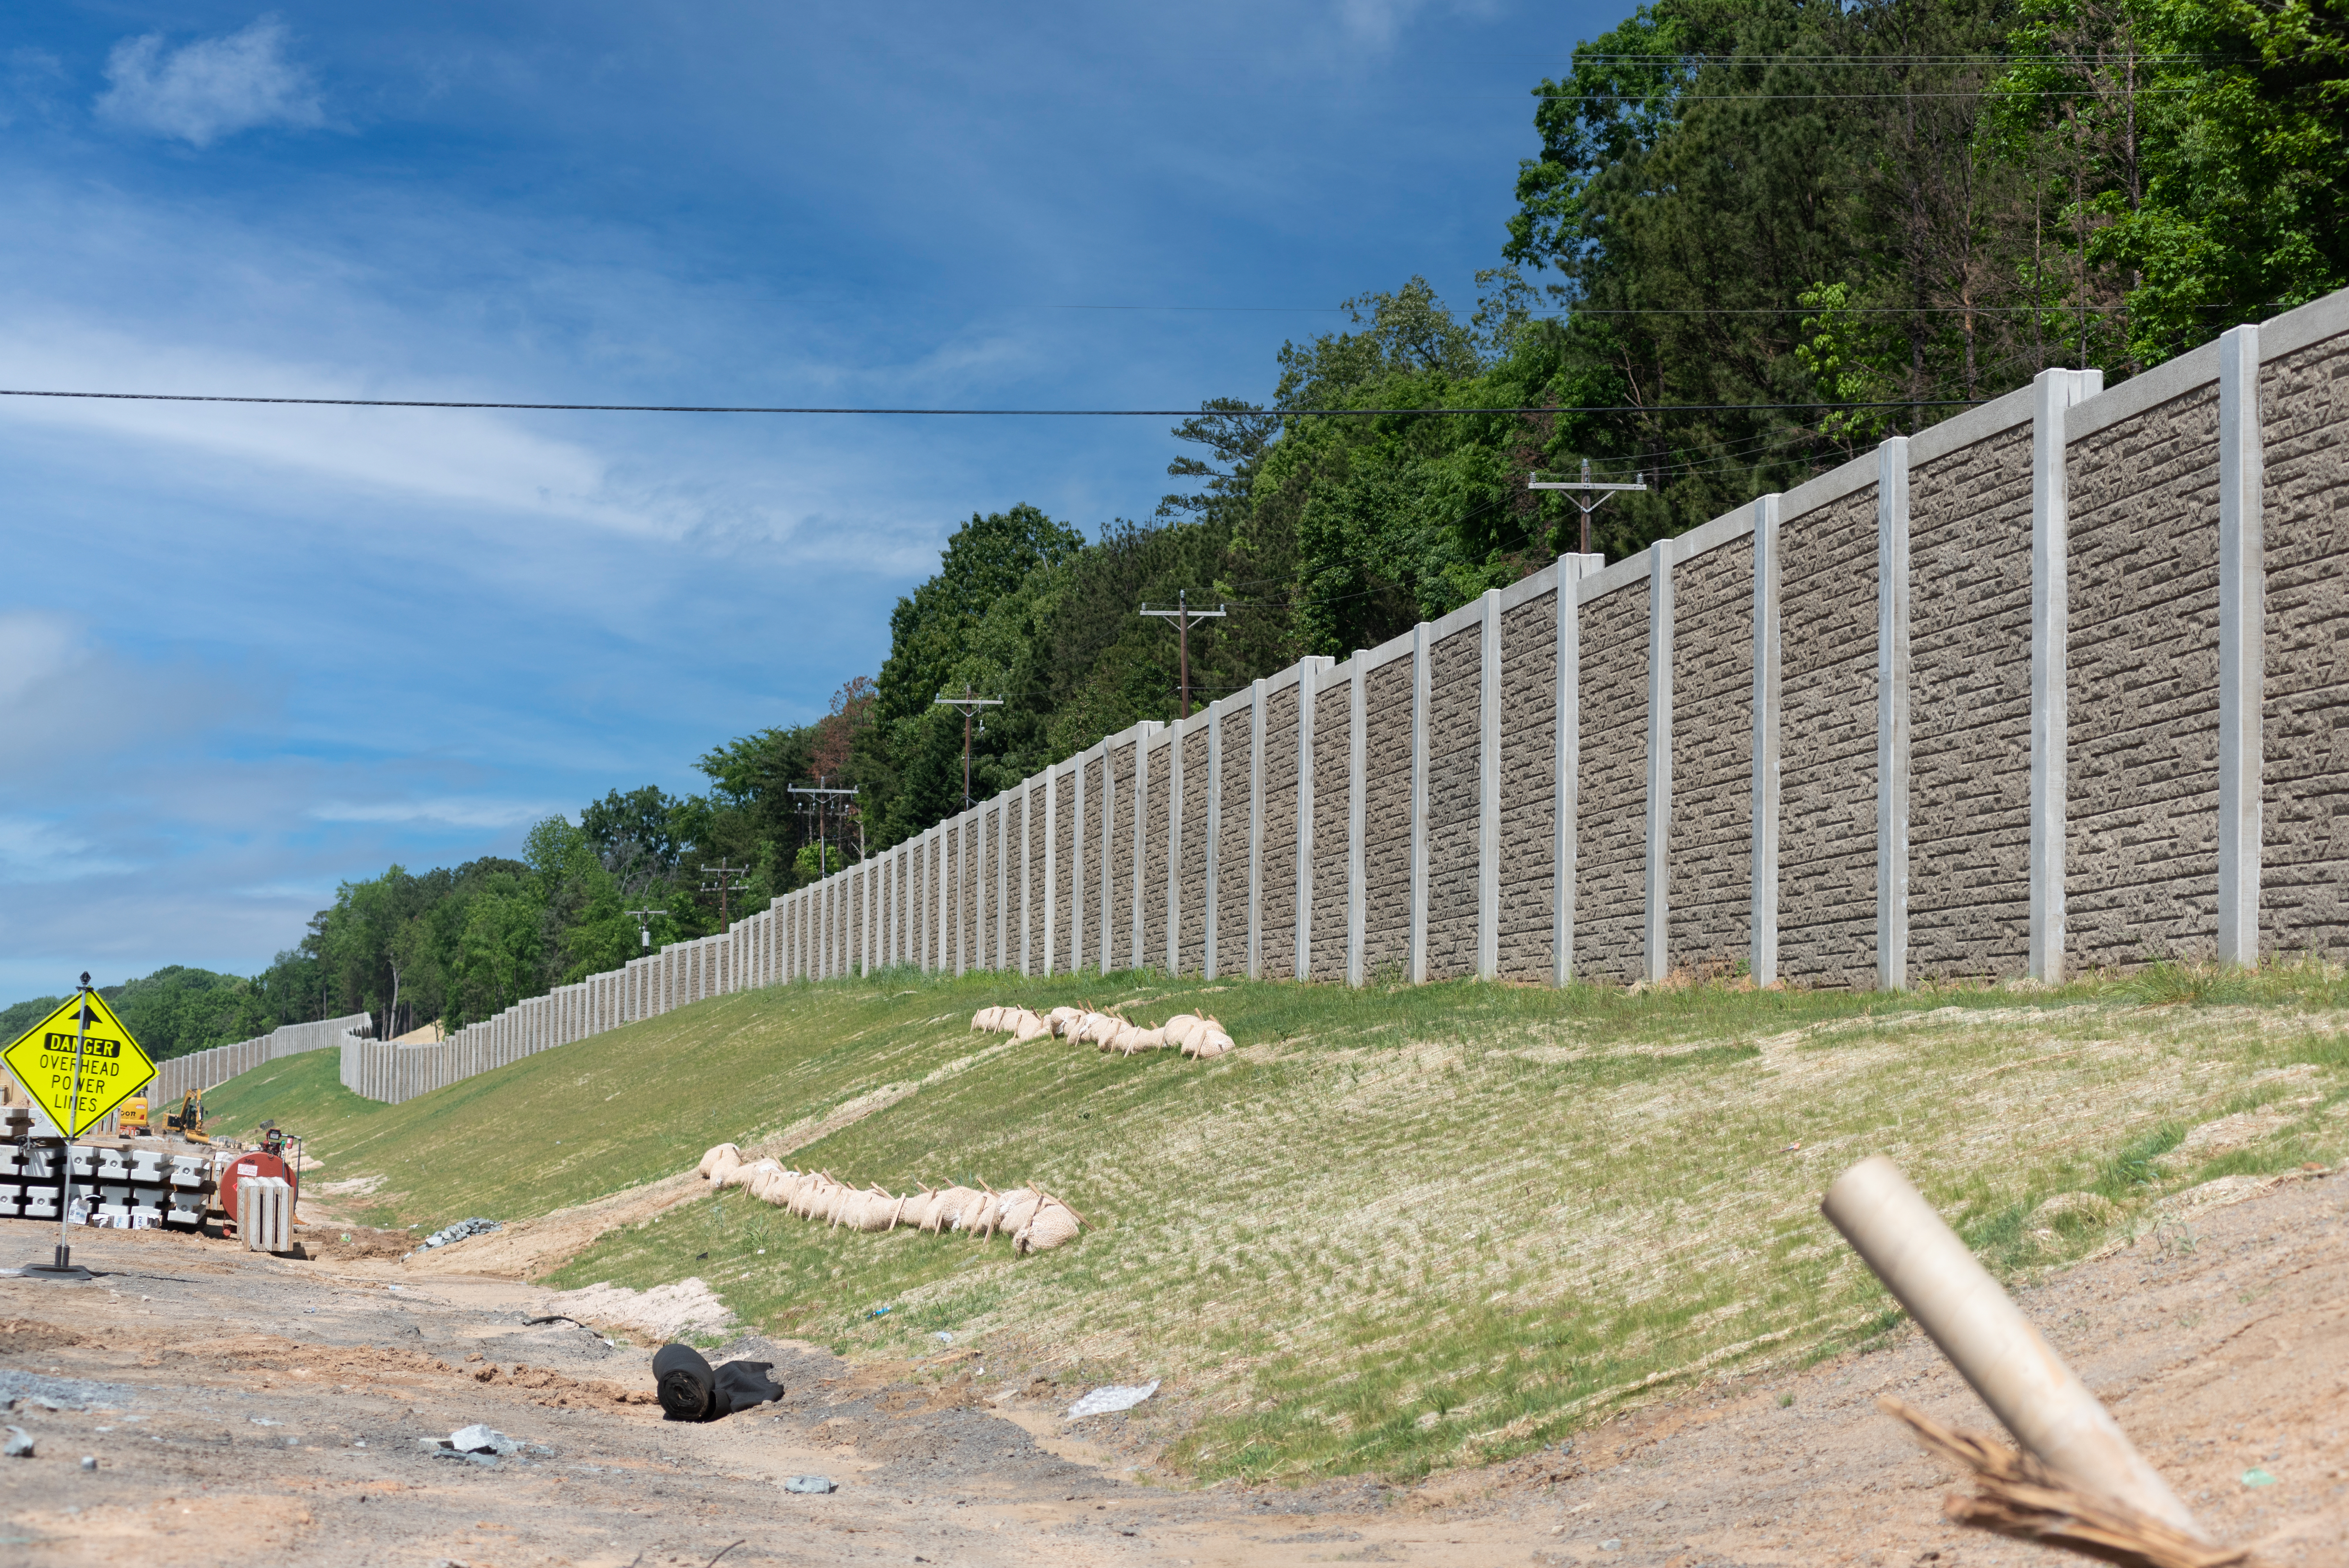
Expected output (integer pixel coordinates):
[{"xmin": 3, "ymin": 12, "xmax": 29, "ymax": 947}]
[{"xmin": 20, "ymin": 0, "xmax": 2333, "ymax": 1058}]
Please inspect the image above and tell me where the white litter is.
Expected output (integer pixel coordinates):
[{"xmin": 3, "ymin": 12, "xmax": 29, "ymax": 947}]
[
  {"xmin": 443, "ymin": 1424, "xmax": 521, "ymax": 1456},
  {"xmin": 1065, "ymin": 1380, "xmax": 1159, "ymax": 1420}
]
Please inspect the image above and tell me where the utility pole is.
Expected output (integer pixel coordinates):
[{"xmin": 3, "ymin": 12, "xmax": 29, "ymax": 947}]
[
  {"xmin": 700, "ymin": 859, "xmax": 752, "ymax": 928},
  {"xmin": 1529, "ymin": 459, "xmax": 1648, "ymax": 557},
  {"xmin": 932, "ymin": 685, "xmax": 1003, "ymax": 809},
  {"xmin": 788, "ymin": 778, "xmax": 861, "ymax": 880},
  {"xmin": 624, "ymin": 907, "xmax": 665, "ymax": 949},
  {"xmin": 1139, "ymin": 588, "xmax": 1228, "ymax": 720}
]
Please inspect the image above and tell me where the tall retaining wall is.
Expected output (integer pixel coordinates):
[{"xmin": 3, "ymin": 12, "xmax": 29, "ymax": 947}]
[
  {"xmin": 148, "ymin": 1012, "xmax": 376, "ymax": 1106},
  {"xmin": 335, "ymin": 292, "xmax": 2349, "ymax": 1104}
]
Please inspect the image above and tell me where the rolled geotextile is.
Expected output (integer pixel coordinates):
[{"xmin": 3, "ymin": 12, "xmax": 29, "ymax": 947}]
[{"xmin": 1821, "ymin": 1157, "xmax": 2204, "ymax": 1539}]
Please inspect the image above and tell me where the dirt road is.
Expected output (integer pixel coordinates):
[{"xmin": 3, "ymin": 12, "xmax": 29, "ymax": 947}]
[{"xmin": 2, "ymin": 1172, "xmax": 2345, "ymax": 1567}]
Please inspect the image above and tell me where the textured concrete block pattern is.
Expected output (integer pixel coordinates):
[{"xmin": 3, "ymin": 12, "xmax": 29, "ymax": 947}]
[
  {"xmin": 1027, "ymin": 792, "xmax": 1046, "ymax": 970},
  {"xmin": 1260, "ymin": 687, "xmax": 1302, "ymax": 978},
  {"xmin": 1425, "ymin": 626, "xmax": 1483, "ymax": 978},
  {"xmin": 1145, "ymin": 746, "xmax": 1172, "ymax": 968},
  {"xmin": 1497, "ymin": 597, "xmax": 1559, "ymax": 980},
  {"xmin": 2067, "ymin": 387, "xmax": 2224, "ymax": 967},
  {"xmin": 1082, "ymin": 756, "xmax": 1106, "ymax": 966},
  {"xmin": 1780, "ymin": 488, "xmax": 1880, "ymax": 987},
  {"xmin": 1108, "ymin": 743, "xmax": 1137, "ymax": 967},
  {"xmin": 1179, "ymin": 730, "xmax": 1210, "ymax": 973},
  {"xmin": 1216, "ymin": 706, "xmax": 1253, "ymax": 976},
  {"xmin": 1576, "ymin": 582, "xmax": 1649, "ymax": 982},
  {"xmin": 1668, "ymin": 543, "xmax": 1755, "ymax": 973},
  {"xmin": 2260, "ymin": 334, "xmax": 2349, "ymax": 954},
  {"xmin": 1362, "ymin": 658, "xmax": 1415, "ymax": 975},
  {"xmin": 1911, "ymin": 426, "xmax": 2035, "ymax": 978},
  {"xmin": 1311, "ymin": 681, "xmax": 1352, "ymax": 981},
  {"xmin": 1053, "ymin": 781, "xmax": 1076, "ymax": 974}
]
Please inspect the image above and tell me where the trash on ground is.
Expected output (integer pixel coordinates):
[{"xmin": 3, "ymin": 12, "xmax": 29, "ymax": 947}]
[
  {"xmin": 652, "ymin": 1343, "xmax": 785, "ymax": 1422},
  {"xmin": 78, "ymin": 1456, "xmax": 96, "ymax": 1470},
  {"xmin": 933, "ymin": 1331, "xmax": 954, "ymax": 1343},
  {"xmin": 416, "ymin": 1217, "xmax": 503, "ymax": 1251},
  {"xmin": 784, "ymin": 1474, "xmax": 837, "ymax": 1493},
  {"xmin": 1066, "ymin": 1380, "xmax": 1160, "ymax": 1420},
  {"xmin": 3, "ymin": 1427, "xmax": 32, "ymax": 1458},
  {"xmin": 2242, "ymin": 1468, "xmax": 2277, "ymax": 1487},
  {"xmin": 442, "ymin": 1424, "xmax": 521, "ymax": 1456},
  {"xmin": 0, "ymin": 1370, "xmax": 135, "ymax": 1413}
]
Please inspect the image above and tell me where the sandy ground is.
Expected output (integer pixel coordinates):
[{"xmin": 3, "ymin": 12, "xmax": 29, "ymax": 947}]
[{"xmin": 1, "ymin": 1173, "xmax": 2345, "ymax": 1567}]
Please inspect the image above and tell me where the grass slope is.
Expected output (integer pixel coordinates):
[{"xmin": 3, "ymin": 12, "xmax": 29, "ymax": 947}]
[{"xmin": 203, "ymin": 963, "xmax": 2349, "ymax": 1482}]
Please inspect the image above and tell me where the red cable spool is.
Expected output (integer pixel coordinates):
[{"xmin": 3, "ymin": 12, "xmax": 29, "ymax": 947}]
[{"xmin": 221, "ymin": 1150, "xmax": 296, "ymax": 1234}]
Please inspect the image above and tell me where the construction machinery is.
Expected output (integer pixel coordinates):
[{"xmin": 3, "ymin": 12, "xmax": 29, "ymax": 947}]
[
  {"xmin": 164, "ymin": 1090, "xmax": 209, "ymax": 1142},
  {"xmin": 118, "ymin": 1095, "xmax": 150, "ymax": 1135}
]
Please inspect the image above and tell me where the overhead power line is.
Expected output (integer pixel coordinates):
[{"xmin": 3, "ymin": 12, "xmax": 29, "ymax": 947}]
[
  {"xmin": 1536, "ymin": 87, "xmax": 2203, "ymax": 100},
  {"xmin": 0, "ymin": 388, "xmax": 1987, "ymax": 416},
  {"xmin": 1557, "ymin": 51, "xmax": 2240, "ymax": 64}
]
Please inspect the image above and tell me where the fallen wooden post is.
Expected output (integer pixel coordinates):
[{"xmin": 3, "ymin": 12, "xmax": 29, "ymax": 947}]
[{"xmin": 1821, "ymin": 1156, "xmax": 2217, "ymax": 1555}]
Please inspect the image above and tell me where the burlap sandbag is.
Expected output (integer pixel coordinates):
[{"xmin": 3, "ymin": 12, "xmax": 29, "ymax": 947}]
[
  {"xmin": 737, "ymin": 1158, "xmax": 781, "ymax": 1196},
  {"xmin": 855, "ymin": 1186, "xmax": 898, "ymax": 1233},
  {"xmin": 1161, "ymin": 1014, "xmax": 1202, "ymax": 1053},
  {"xmin": 997, "ymin": 1188, "xmax": 1043, "ymax": 1238},
  {"xmin": 924, "ymin": 1185, "xmax": 974, "ymax": 1231},
  {"xmin": 1047, "ymin": 1006, "xmax": 1080, "ymax": 1037},
  {"xmin": 971, "ymin": 1007, "xmax": 993, "ymax": 1032},
  {"xmin": 900, "ymin": 1186, "xmax": 938, "ymax": 1232},
  {"xmin": 1016, "ymin": 1192, "xmax": 1084, "ymax": 1254},
  {"xmin": 1012, "ymin": 1009, "xmax": 1049, "ymax": 1041},
  {"xmin": 966, "ymin": 1181, "xmax": 1004, "ymax": 1237},
  {"xmin": 1192, "ymin": 1013, "xmax": 1234, "ymax": 1058},
  {"xmin": 700, "ymin": 1142, "xmax": 743, "ymax": 1180}
]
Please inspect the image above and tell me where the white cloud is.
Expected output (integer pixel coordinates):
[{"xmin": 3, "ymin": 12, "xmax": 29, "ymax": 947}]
[
  {"xmin": 1330, "ymin": 0, "xmax": 1498, "ymax": 48},
  {"xmin": 308, "ymin": 797, "xmax": 555, "ymax": 830},
  {"xmin": 96, "ymin": 16, "xmax": 324, "ymax": 148}
]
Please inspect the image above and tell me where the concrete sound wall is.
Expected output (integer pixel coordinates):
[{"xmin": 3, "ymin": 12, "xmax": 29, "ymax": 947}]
[
  {"xmin": 337, "ymin": 292, "xmax": 2349, "ymax": 1105},
  {"xmin": 150, "ymin": 1012, "xmax": 376, "ymax": 1107}
]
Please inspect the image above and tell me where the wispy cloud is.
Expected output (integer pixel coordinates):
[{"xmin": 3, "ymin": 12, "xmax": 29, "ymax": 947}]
[
  {"xmin": 308, "ymin": 798, "xmax": 554, "ymax": 830},
  {"xmin": 96, "ymin": 16, "xmax": 324, "ymax": 148},
  {"xmin": 1331, "ymin": 0, "xmax": 1500, "ymax": 48}
]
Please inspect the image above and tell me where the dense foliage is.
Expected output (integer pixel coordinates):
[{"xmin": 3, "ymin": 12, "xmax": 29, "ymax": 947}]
[{"xmin": 20, "ymin": 0, "xmax": 2334, "ymax": 1042}]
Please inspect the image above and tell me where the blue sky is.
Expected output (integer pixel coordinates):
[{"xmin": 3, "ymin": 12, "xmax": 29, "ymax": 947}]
[{"xmin": 0, "ymin": 1, "xmax": 1616, "ymax": 1003}]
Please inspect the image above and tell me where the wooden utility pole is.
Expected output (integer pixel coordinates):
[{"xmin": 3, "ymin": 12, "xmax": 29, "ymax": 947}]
[
  {"xmin": 1139, "ymin": 588, "xmax": 1228, "ymax": 719},
  {"xmin": 788, "ymin": 778, "xmax": 860, "ymax": 879},
  {"xmin": 1529, "ymin": 460, "xmax": 1647, "ymax": 556},
  {"xmin": 932, "ymin": 686, "xmax": 1004, "ymax": 808},
  {"xmin": 700, "ymin": 859, "xmax": 751, "ymax": 927}
]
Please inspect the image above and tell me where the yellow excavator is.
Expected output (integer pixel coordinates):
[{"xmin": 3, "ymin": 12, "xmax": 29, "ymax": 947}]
[{"xmin": 163, "ymin": 1091, "xmax": 210, "ymax": 1143}]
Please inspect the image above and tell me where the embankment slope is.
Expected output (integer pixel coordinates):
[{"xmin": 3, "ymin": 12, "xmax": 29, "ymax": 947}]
[{"xmin": 199, "ymin": 967, "xmax": 2349, "ymax": 1481}]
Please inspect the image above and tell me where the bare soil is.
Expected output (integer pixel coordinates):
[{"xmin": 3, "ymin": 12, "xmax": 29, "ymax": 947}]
[{"xmin": 1, "ymin": 1171, "xmax": 2344, "ymax": 1567}]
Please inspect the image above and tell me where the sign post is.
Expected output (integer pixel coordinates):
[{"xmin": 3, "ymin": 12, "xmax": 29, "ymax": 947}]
[{"xmin": 3, "ymin": 973, "xmax": 156, "ymax": 1280}]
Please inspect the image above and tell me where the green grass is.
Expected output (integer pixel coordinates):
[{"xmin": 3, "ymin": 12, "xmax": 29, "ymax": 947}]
[{"xmin": 200, "ymin": 961, "xmax": 2349, "ymax": 1483}]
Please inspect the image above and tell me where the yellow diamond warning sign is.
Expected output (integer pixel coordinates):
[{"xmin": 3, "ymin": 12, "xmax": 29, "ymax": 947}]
[{"xmin": 2, "ymin": 992, "xmax": 155, "ymax": 1137}]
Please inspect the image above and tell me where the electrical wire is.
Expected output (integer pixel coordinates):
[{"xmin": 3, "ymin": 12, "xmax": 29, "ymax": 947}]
[
  {"xmin": 0, "ymin": 388, "xmax": 1987, "ymax": 416},
  {"xmin": 1535, "ymin": 87, "xmax": 2202, "ymax": 100}
]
